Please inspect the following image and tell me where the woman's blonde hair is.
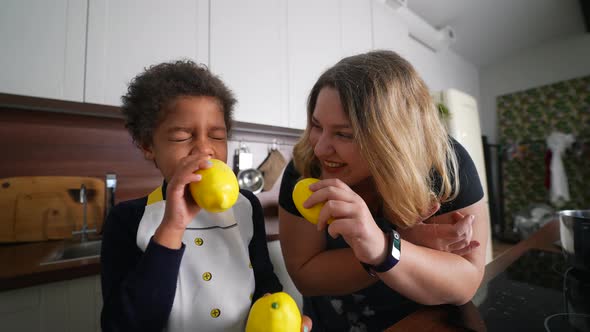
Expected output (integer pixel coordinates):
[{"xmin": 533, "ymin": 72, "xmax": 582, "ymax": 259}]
[{"xmin": 293, "ymin": 50, "xmax": 458, "ymax": 227}]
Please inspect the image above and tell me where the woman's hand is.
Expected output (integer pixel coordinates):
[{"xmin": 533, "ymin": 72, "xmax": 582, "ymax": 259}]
[
  {"xmin": 305, "ymin": 179, "xmax": 387, "ymax": 266},
  {"xmin": 398, "ymin": 211, "xmax": 480, "ymax": 256},
  {"xmin": 154, "ymin": 156, "xmax": 212, "ymax": 249}
]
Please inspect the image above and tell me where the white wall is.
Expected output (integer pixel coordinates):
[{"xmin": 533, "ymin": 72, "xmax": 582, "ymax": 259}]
[
  {"xmin": 405, "ymin": 38, "xmax": 480, "ymax": 102},
  {"xmin": 369, "ymin": 2, "xmax": 480, "ymax": 105},
  {"xmin": 480, "ymin": 34, "xmax": 590, "ymax": 143}
]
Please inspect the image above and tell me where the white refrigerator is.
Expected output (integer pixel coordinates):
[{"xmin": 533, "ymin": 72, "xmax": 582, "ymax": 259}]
[{"xmin": 432, "ymin": 89, "xmax": 493, "ymax": 264}]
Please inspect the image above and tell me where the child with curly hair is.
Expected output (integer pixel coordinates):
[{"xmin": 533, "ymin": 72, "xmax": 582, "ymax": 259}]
[{"xmin": 100, "ymin": 60, "xmax": 311, "ymax": 332}]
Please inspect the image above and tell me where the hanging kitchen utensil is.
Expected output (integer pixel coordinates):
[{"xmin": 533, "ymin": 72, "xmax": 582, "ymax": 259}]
[
  {"xmin": 233, "ymin": 142, "xmax": 254, "ymax": 174},
  {"xmin": 237, "ymin": 168, "xmax": 265, "ymax": 194},
  {"xmin": 257, "ymin": 145, "xmax": 287, "ymax": 192}
]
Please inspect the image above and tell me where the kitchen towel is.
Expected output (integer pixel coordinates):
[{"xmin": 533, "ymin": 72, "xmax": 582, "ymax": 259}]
[
  {"xmin": 546, "ymin": 131, "xmax": 575, "ymax": 207},
  {"xmin": 257, "ymin": 149, "xmax": 287, "ymax": 192}
]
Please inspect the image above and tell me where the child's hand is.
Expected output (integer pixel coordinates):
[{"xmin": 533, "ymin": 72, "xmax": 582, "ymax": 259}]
[
  {"xmin": 301, "ymin": 315, "xmax": 313, "ymax": 332},
  {"xmin": 154, "ymin": 156, "xmax": 212, "ymax": 249}
]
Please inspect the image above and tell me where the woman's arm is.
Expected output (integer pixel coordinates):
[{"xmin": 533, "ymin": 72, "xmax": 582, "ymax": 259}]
[
  {"xmin": 375, "ymin": 199, "xmax": 488, "ymax": 305},
  {"xmin": 278, "ymin": 206, "xmax": 483, "ymax": 299},
  {"xmin": 280, "ymin": 178, "xmax": 488, "ymax": 305},
  {"xmin": 279, "ymin": 206, "xmax": 378, "ymax": 295}
]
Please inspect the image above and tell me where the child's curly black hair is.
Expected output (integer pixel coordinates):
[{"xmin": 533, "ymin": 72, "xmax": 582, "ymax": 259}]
[{"xmin": 121, "ymin": 60, "xmax": 236, "ymax": 148}]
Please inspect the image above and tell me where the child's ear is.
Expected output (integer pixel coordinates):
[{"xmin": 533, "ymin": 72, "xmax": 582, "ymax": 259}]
[{"xmin": 140, "ymin": 144, "xmax": 154, "ymax": 161}]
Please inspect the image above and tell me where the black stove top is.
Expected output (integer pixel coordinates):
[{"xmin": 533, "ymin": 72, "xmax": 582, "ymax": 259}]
[{"xmin": 474, "ymin": 249, "xmax": 590, "ymax": 331}]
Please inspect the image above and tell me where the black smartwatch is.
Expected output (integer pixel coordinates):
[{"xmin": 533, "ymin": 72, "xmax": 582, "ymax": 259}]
[{"xmin": 361, "ymin": 228, "xmax": 401, "ymax": 276}]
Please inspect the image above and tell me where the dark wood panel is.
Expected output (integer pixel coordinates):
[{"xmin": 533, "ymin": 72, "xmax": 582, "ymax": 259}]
[
  {"xmin": 0, "ymin": 93, "xmax": 122, "ymax": 118},
  {"xmin": 0, "ymin": 94, "xmax": 301, "ymax": 205},
  {"xmin": 0, "ymin": 108, "xmax": 162, "ymax": 203}
]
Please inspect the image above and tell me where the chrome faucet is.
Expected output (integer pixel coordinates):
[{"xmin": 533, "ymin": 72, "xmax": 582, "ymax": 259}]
[
  {"xmin": 72, "ymin": 183, "xmax": 96, "ymax": 242},
  {"xmin": 105, "ymin": 173, "xmax": 117, "ymax": 218},
  {"xmin": 80, "ymin": 184, "xmax": 87, "ymax": 242}
]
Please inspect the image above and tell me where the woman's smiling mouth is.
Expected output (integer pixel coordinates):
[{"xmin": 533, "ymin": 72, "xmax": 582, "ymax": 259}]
[{"xmin": 322, "ymin": 160, "xmax": 347, "ymax": 172}]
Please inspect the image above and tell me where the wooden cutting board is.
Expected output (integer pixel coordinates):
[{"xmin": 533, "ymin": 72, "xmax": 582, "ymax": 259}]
[{"xmin": 0, "ymin": 176, "xmax": 105, "ymax": 243}]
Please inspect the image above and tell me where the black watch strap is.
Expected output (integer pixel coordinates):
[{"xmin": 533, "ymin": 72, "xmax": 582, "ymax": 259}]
[{"xmin": 361, "ymin": 228, "xmax": 401, "ymax": 276}]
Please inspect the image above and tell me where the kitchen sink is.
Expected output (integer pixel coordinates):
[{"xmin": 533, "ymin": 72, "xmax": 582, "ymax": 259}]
[{"xmin": 40, "ymin": 240, "xmax": 102, "ymax": 265}]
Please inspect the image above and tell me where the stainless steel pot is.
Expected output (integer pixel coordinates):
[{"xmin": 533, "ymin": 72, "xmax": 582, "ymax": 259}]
[{"xmin": 559, "ymin": 210, "xmax": 590, "ymax": 271}]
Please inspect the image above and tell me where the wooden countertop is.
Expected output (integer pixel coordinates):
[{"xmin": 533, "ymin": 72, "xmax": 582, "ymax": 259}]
[
  {"xmin": 384, "ymin": 220, "xmax": 560, "ymax": 331},
  {"xmin": 0, "ymin": 217, "xmax": 280, "ymax": 293}
]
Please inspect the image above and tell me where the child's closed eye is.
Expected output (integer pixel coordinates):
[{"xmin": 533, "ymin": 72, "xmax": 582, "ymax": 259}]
[
  {"xmin": 209, "ymin": 135, "xmax": 226, "ymax": 141},
  {"xmin": 169, "ymin": 135, "xmax": 192, "ymax": 142},
  {"xmin": 208, "ymin": 128, "xmax": 227, "ymax": 141}
]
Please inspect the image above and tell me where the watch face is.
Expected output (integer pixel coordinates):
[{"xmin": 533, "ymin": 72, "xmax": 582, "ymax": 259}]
[{"xmin": 392, "ymin": 230, "xmax": 401, "ymax": 260}]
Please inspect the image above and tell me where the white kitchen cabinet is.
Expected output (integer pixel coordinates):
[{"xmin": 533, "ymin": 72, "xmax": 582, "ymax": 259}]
[
  {"xmin": 0, "ymin": 0, "xmax": 87, "ymax": 102},
  {"xmin": 210, "ymin": 0, "xmax": 289, "ymax": 128},
  {"xmin": 287, "ymin": 0, "xmax": 343, "ymax": 130},
  {"xmin": 371, "ymin": 0, "xmax": 409, "ymax": 57},
  {"xmin": 286, "ymin": 0, "xmax": 374, "ymax": 130},
  {"xmin": 0, "ymin": 275, "xmax": 102, "ymax": 332},
  {"xmin": 84, "ymin": 0, "xmax": 209, "ymax": 106},
  {"xmin": 341, "ymin": 0, "xmax": 373, "ymax": 57},
  {"xmin": 210, "ymin": 0, "xmax": 373, "ymax": 130}
]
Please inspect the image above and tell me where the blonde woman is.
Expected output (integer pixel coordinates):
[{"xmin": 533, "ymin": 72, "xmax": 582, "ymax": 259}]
[{"xmin": 278, "ymin": 50, "xmax": 488, "ymax": 331}]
